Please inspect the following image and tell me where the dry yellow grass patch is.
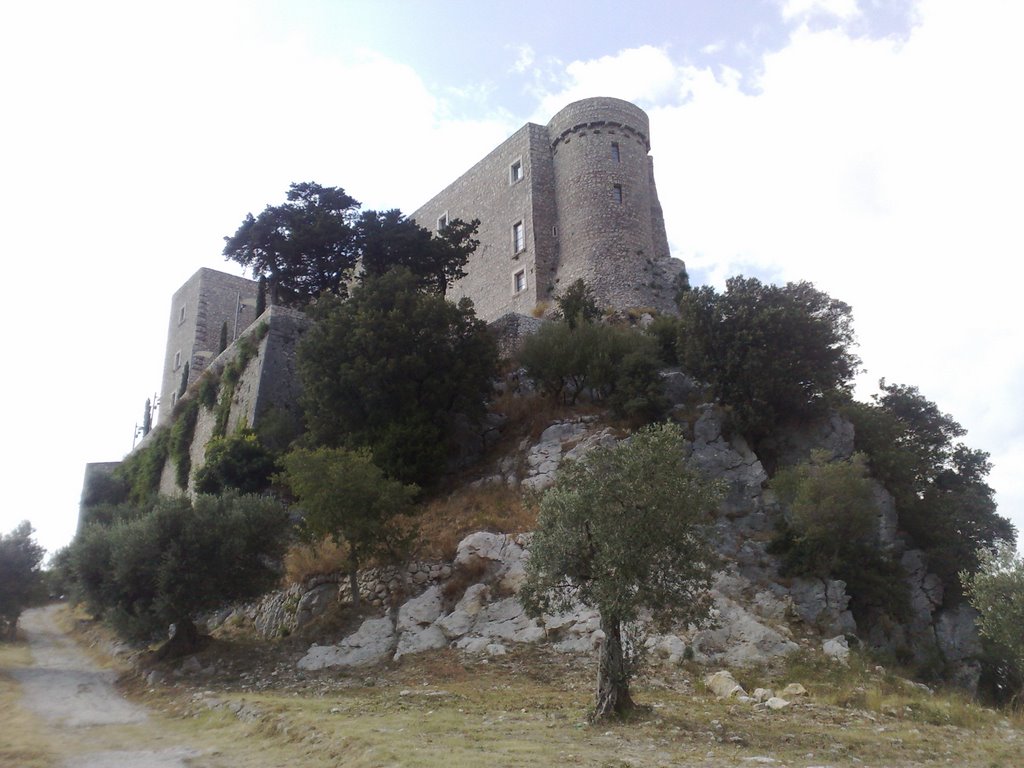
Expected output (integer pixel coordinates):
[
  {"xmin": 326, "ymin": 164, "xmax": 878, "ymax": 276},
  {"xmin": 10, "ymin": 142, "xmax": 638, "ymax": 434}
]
[{"xmin": 412, "ymin": 483, "xmax": 537, "ymax": 560}]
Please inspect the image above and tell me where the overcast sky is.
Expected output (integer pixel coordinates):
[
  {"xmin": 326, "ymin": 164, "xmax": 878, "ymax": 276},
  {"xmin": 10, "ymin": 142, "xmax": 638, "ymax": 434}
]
[{"xmin": 2, "ymin": 0, "xmax": 1021, "ymax": 557}]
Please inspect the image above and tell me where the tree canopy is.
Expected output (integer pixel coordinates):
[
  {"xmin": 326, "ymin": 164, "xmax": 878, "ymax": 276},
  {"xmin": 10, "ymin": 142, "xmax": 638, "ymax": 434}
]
[
  {"xmin": 223, "ymin": 182, "xmax": 361, "ymax": 307},
  {"xmin": 846, "ymin": 381, "xmax": 1015, "ymax": 599},
  {"xmin": 67, "ymin": 494, "xmax": 289, "ymax": 656},
  {"xmin": 678, "ymin": 277, "xmax": 859, "ymax": 445},
  {"xmin": 522, "ymin": 423, "xmax": 722, "ymax": 720},
  {"xmin": 279, "ymin": 447, "xmax": 417, "ymax": 607},
  {"xmin": 0, "ymin": 522, "xmax": 46, "ymax": 639},
  {"xmin": 223, "ymin": 184, "xmax": 481, "ymax": 307},
  {"xmin": 297, "ymin": 268, "xmax": 497, "ymax": 485},
  {"xmin": 962, "ymin": 541, "xmax": 1024, "ymax": 696},
  {"xmin": 357, "ymin": 209, "xmax": 480, "ymax": 294}
]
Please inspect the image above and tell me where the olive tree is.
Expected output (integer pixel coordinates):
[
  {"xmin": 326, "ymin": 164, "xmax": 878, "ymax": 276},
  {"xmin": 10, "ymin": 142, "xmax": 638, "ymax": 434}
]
[
  {"xmin": 279, "ymin": 447, "xmax": 418, "ymax": 608},
  {"xmin": 0, "ymin": 522, "xmax": 46, "ymax": 639},
  {"xmin": 521, "ymin": 423, "xmax": 722, "ymax": 720},
  {"xmin": 962, "ymin": 541, "xmax": 1024, "ymax": 684}
]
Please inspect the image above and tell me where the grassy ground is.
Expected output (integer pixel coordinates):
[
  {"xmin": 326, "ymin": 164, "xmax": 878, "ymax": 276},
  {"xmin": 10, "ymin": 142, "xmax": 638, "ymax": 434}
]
[
  {"xmin": 8, "ymin": 605, "xmax": 1021, "ymax": 767},
  {"xmin": 108, "ymin": 621, "xmax": 1024, "ymax": 768}
]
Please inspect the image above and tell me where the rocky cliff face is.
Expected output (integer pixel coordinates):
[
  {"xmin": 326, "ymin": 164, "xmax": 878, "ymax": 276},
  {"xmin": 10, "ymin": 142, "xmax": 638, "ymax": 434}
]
[{"xmin": 214, "ymin": 376, "xmax": 982, "ymax": 689}]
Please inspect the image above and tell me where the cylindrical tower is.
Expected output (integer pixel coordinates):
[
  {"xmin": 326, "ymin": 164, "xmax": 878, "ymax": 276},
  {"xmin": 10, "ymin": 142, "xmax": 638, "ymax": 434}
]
[{"xmin": 547, "ymin": 97, "xmax": 675, "ymax": 313}]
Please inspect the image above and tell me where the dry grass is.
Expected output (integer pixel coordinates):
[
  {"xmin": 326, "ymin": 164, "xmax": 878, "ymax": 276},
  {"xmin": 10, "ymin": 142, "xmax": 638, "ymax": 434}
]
[
  {"xmin": 412, "ymin": 483, "xmax": 537, "ymax": 561},
  {"xmin": 284, "ymin": 538, "xmax": 350, "ymax": 586},
  {"xmin": 0, "ymin": 637, "xmax": 56, "ymax": 768}
]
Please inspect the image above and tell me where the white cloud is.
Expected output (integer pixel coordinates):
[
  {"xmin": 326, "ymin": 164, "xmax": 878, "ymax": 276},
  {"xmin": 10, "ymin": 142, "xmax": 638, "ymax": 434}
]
[
  {"xmin": 531, "ymin": 0, "xmax": 1024, "ymax": 541},
  {"xmin": 509, "ymin": 43, "xmax": 536, "ymax": 74},
  {"xmin": 780, "ymin": 0, "xmax": 862, "ymax": 21}
]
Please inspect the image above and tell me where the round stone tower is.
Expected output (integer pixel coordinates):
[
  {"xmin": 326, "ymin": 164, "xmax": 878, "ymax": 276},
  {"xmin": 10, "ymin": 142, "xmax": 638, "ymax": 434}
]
[{"xmin": 547, "ymin": 97, "xmax": 676, "ymax": 313}]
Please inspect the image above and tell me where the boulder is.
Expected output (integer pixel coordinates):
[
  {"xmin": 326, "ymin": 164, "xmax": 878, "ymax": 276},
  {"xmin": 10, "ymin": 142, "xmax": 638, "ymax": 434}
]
[
  {"xmin": 705, "ymin": 670, "xmax": 746, "ymax": 699},
  {"xmin": 823, "ymin": 635, "xmax": 851, "ymax": 664},
  {"xmin": 297, "ymin": 616, "xmax": 396, "ymax": 670}
]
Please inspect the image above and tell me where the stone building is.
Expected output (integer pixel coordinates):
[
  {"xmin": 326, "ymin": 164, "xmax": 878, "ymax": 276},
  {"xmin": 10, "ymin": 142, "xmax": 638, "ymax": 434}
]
[
  {"xmin": 412, "ymin": 96, "xmax": 686, "ymax": 322},
  {"xmin": 158, "ymin": 268, "xmax": 258, "ymax": 423}
]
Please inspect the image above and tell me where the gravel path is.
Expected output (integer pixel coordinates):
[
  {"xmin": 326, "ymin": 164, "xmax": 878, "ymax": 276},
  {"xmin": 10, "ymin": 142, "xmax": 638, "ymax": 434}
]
[{"xmin": 12, "ymin": 606, "xmax": 203, "ymax": 768}]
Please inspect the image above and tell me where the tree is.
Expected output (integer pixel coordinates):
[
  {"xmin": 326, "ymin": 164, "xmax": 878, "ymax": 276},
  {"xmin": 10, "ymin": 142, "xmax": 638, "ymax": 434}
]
[
  {"xmin": 521, "ymin": 423, "xmax": 722, "ymax": 720},
  {"xmin": 845, "ymin": 382, "xmax": 1015, "ymax": 600},
  {"xmin": 554, "ymin": 278, "xmax": 601, "ymax": 329},
  {"xmin": 769, "ymin": 451, "xmax": 907, "ymax": 618},
  {"xmin": 279, "ymin": 447, "xmax": 418, "ymax": 607},
  {"xmin": 962, "ymin": 541, "xmax": 1024, "ymax": 696},
  {"xmin": 298, "ymin": 268, "xmax": 497, "ymax": 485},
  {"xmin": 518, "ymin": 319, "xmax": 667, "ymax": 420},
  {"xmin": 141, "ymin": 397, "xmax": 153, "ymax": 437},
  {"xmin": 223, "ymin": 182, "xmax": 361, "ymax": 307},
  {"xmin": 67, "ymin": 494, "xmax": 289, "ymax": 656},
  {"xmin": 0, "ymin": 522, "xmax": 46, "ymax": 639},
  {"xmin": 192, "ymin": 429, "xmax": 278, "ymax": 495},
  {"xmin": 357, "ymin": 209, "xmax": 480, "ymax": 294},
  {"xmin": 678, "ymin": 277, "xmax": 859, "ymax": 446}
]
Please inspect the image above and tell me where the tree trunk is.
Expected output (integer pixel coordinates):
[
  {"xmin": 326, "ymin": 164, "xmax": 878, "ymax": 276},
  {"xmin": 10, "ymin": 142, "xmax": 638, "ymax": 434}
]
[
  {"xmin": 155, "ymin": 616, "xmax": 201, "ymax": 661},
  {"xmin": 348, "ymin": 559, "xmax": 361, "ymax": 609},
  {"xmin": 593, "ymin": 614, "xmax": 634, "ymax": 721}
]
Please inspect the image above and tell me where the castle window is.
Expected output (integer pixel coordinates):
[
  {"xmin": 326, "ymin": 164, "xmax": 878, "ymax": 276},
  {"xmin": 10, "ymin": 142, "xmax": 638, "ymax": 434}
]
[
  {"xmin": 613, "ymin": 184, "xmax": 623, "ymax": 204},
  {"xmin": 173, "ymin": 350, "xmax": 182, "ymax": 370},
  {"xmin": 611, "ymin": 142, "xmax": 620, "ymax": 162},
  {"xmin": 509, "ymin": 159, "xmax": 523, "ymax": 184},
  {"xmin": 437, "ymin": 212, "xmax": 448, "ymax": 230},
  {"xmin": 178, "ymin": 305, "xmax": 186, "ymax": 324},
  {"xmin": 512, "ymin": 221, "xmax": 525, "ymax": 253},
  {"xmin": 513, "ymin": 269, "xmax": 526, "ymax": 294}
]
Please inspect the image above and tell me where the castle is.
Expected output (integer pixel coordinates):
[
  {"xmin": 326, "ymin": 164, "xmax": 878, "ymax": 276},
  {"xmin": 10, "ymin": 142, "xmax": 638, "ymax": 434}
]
[
  {"xmin": 154, "ymin": 97, "xmax": 684, "ymax": 426},
  {"xmin": 412, "ymin": 96, "xmax": 684, "ymax": 321}
]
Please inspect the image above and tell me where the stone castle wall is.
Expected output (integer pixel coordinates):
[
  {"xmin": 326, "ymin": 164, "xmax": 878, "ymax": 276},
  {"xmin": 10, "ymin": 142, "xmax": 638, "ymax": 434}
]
[
  {"xmin": 157, "ymin": 305, "xmax": 309, "ymax": 497},
  {"xmin": 159, "ymin": 268, "xmax": 258, "ymax": 424},
  {"xmin": 412, "ymin": 97, "xmax": 683, "ymax": 321}
]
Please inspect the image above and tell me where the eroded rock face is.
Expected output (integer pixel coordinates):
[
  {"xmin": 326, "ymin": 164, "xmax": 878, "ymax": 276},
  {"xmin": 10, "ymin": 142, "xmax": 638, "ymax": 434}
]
[{"xmin": 297, "ymin": 617, "xmax": 396, "ymax": 670}]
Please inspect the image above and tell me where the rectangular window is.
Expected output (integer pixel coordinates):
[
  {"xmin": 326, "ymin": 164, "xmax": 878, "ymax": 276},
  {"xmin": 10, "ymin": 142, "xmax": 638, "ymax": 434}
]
[
  {"xmin": 514, "ymin": 270, "xmax": 526, "ymax": 294},
  {"xmin": 509, "ymin": 159, "xmax": 523, "ymax": 184},
  {"xmin": 613, "ymin": 184, "xmax": 623, "ymax": 203},
  {"xmin": 512, "ymin": 221, "xmax": 525, "ymax": 253},
  {"xmin": 437, "ymin": 212, "xmax": 448, "ymax": 230},
  {"xmin": 611, "ymin": 141, "xmax": 620, "ymax": 162}
]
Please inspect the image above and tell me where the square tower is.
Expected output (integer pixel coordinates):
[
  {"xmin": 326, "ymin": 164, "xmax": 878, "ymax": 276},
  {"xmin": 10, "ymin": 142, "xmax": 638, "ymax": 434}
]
[{"xmin": 158, "ymin": 268, "xmax": 259, "ymax": 423}]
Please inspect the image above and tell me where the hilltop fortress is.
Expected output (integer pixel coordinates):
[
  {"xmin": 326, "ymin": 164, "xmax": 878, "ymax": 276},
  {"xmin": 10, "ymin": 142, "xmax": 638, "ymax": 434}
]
[
  {"xmin": 154, "ymin": 97, "xmax": 684, "ymax": 426},
  {"xmin": 413, "ymin": 96, "xmax": 685, "ymax": 321}
]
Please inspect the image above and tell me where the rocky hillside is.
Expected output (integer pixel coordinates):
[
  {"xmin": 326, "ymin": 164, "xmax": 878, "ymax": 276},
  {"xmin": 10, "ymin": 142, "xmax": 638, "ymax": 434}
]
[{"xmin": 208, "ymin": 372, "xmax": 982, "ymax": 692}]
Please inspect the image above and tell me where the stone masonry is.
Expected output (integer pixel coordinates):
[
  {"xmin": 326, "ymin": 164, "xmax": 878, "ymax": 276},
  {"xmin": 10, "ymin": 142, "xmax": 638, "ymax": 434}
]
[{"xmin": 412, "ymin": 97, "xmax": 687, "ymax": 321}]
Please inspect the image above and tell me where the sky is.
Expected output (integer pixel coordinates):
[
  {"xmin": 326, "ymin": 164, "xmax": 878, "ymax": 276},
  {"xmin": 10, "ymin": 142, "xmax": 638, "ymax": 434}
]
[{"xmin": 1, "ymin": 0, "xmax": 1021, "ymax": 558}]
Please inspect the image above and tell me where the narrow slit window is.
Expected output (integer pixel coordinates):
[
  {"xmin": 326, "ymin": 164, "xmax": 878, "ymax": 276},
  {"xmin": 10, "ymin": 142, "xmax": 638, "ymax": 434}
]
[
  {"xmin": 512, "ymin": 221, "xmax": 525, "ymax": 253},
  {"xmin": 613, "ymin": 184, "xmax": 623, "ymax": 203},
  {"xmin": 611, "ymin": 141, "xmax": 620, "ymax": 162},
  {"xmin": 178, "ymin": 305, "xmax": 186, "ymax": 324}
]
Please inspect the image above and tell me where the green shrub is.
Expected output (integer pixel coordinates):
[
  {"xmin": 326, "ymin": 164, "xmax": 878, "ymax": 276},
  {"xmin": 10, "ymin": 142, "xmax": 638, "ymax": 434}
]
[
  {"xmin": 193, "ymin": 429, "xmax": 278, "ymax": 495},
  {"xmin": 170, "ymin": 399, "xmax": 200, "ymax": 490}
]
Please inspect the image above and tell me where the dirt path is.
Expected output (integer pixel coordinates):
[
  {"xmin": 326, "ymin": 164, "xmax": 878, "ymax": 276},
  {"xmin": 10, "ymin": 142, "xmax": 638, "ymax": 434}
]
[{"xmin": 11, "ymin": 606, "xmax": 204, "ymax": 768}]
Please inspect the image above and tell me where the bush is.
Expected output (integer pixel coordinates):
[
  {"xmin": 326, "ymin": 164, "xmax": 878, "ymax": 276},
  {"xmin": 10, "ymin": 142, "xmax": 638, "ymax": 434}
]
[
  {"xmin": 193, "ymin": 428, "xmax": 278, "ymax": 495},
  {"xmin": 769, "ymin": 451, "xmax": 907, "ymax": 618},
  {"xmin": 678, "ymin": 277, "xmax": 859, "ymax": 444},
  {"xmin": 66, "ymin": 494, "xmax": 290, "ymax": 653},
  {"xmin": 518, "ymin": 320, "xmax": 666, "ymax": 420},
  {"xmin": 298, "ymin": 269, "xmax": 497, "ymax": 486},
  {"xmin": 0, "ymin": 522, "xmax": 46, "ymax": 639},
  {"xmin": 962, "ymin": 541, "xmax": 1024, "ymax": 695}
]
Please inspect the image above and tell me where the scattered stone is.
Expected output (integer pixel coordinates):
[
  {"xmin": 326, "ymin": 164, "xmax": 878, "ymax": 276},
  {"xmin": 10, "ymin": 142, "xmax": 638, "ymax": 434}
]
[
  {"xmin": 781, "ymin": 683, "xmax": 807, "ymax": 698},
  {"xmin": 765, "ymin": 697, "xmax": 791, "ymax": 710},
  {"xmin": 823, "ymin": 635, "xmax": 851, "ymax": 664},
  {"xmin": 705, "ymin": 670, "xmax": 747, "ymax": 699}
]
